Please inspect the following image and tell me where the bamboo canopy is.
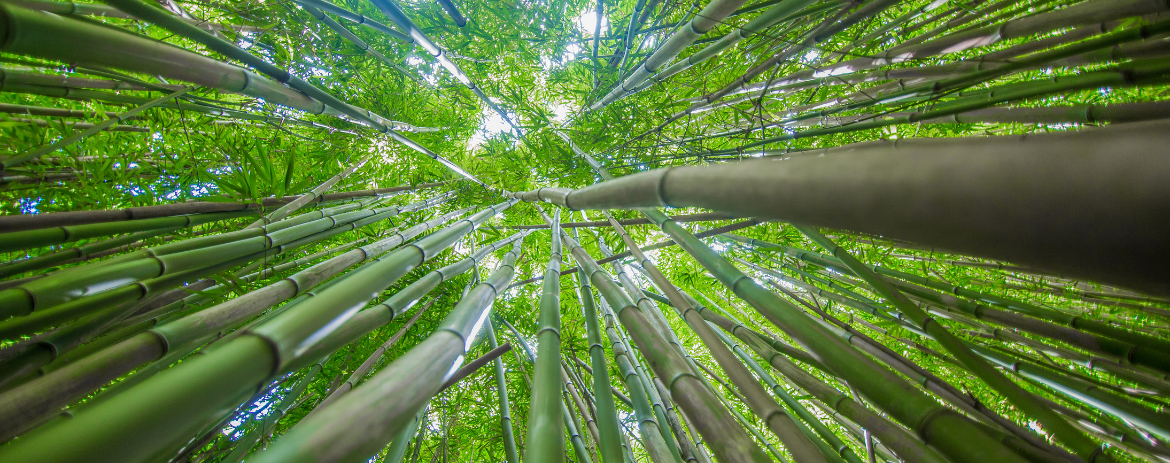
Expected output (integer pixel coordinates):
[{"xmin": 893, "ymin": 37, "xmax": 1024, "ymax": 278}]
[{"xmin": 1, "ymin": 0, "xmax": 1168, "ymax": 462}]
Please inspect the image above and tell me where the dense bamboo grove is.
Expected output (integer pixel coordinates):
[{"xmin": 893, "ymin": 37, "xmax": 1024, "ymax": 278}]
[{"xmin": 0, "ymin": 0, "xmax": 1168, "ymax": 461}]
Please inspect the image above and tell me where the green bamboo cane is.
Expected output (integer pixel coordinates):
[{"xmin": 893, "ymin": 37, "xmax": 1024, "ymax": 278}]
[
  {"xmin": 0, "ymin": 200, "xmax": 515, "ymax": 462},
  {"xmin": 689, "ymin": 358, "xmax": 789, "ymax": 463},
  {"xmin": 526, "ymin": 206, "xmax": 566, "ymax": 462},
  {"xmin": 589, "ymin": 236, "xmax": 685, "ymax": 463},
  {"xmin": 302, "ymin": 300, "xmax": 432, "ymax": 418},
  {"xmin": 386, "ymin": 405, "xmax": 430, "ymax": 463},
  {"xmin": 0, "ymin": 5, "xmax": 326, "ymax": 113},
  {"xmin": 592, "ymin": 295, "xmax": 680, "ymax": 463},
  {"xmin": 590, "ymin": 0, "xmax": 761, "ymax": 110},
  {"xmin": 0, "ymin": 209, "xmax": 255, "ymax": 254},
  {"xmin": 293, "ymin": 2, "xmax": 418, "ymax": 80},
  {"xmin": 626, "ymin": 0, "xmax": 822, "ymax": 95},
  {"xmin": 972, "ymin": 343, "xmax": 1170, "ymax": 441},
  {"xmin": 247, "ymin": 236, "xmax": 525, "ymax": 463},
  {"xmin": 289, "ymin": 0, "xmax": 409, "ymax": 40},
  {"xmin": 748, "ymin": 270, "xmax": 1081, "ymax": 462},
  {"xmin": 0, "ymin": 181, "xmax": 452, "ymax": 232},
  {"xmin": 0, "ymin": 209, "xmax": 469, "ymax": 441},
  {"xmin": 487, "ymin": 319, "xmax": 521, "ymax": 463},
  {"xmin": 0, "ymin": 88, "xmax": 187, "ymax": 169},
  {"xmin": 435, "ymin": 0, "xmax": 466, "ymax": 27},
  {"xmin": 571, "ymin": 257, "xmax": 626, "ymax": 463},
  {"xmin": 222, "ymin": 354, "xmax": 334, "ymax": 463},
  {"xmin": 562, "ymin": 360, "xmax": 602, "ymax": 459},
  {"xmin": 518, "ymin": 190, "xmax": 1029, "ymax": 463},
  {"xmin": 791, "ymin": 224, "xmax": 1114, "ymax": 463},
  {"xmin": 728, "ymin": 235, "xmax": 1170, "ymax": 375},
  {"xmin": 246, "ymin": 158, "xmax": 373, "ymax": 228},
  {"xmin": 502, "ymin": 320, "xmax": 598, "ymax": 463},
  {"xmin": 599, "ymin": 210, "xmax": 833, "ymax": 463},
  {"xmin": 0, "ymin": 225, "xmax": 181, "ymax": 279},
  {"xmin": 0, "ymin": 198, "xmax": 423, "ymax": 332},
  {"xmin": 364, "ymin": 0, "xmax": 519, "ymax": 133},
  {"xmin": 564, "ymin": 395, "xmax": 597, "ymax": 463}
]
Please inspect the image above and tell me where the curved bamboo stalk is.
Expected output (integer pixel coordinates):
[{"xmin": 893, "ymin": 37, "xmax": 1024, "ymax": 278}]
[
  {"xmin": 0, "ymin": 200, "xmax": 515, "ymax": 462},
  {"xmin": 246, "ymin": 235, "xmax": 525, "ymax": 463}
]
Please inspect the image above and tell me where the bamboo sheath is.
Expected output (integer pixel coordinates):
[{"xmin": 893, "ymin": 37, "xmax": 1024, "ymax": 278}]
[
  {"xmin": 0, "ymin": 181, "xmax": 449, "ymax": 232},
  {"xmin": 526, "ymin": 207, "xmax": 565, "ymax": 462},
  {"xmin": 247, "ymin": 235, "xmax": 525, "ymax": 463},
  {"xmin": 600, "ymin": 211, "xmax": 836, "ymax": 463},
  {"xmin": 557, "ymin": 225, "xmax": 772, "ymax": 463},
  {"xmin": 522, "ymin": 120, "xmax": 1170, "ymax": 296},
  {"xmin": 0, "ymin": 201, "xmax": 512, "ymax": 462},
  {"xmin": 0, "ymin": 205, "xmax": 465, "ymax": 442}
]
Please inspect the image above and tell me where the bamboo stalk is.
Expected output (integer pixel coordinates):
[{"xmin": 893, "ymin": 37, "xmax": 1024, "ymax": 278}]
[
  {"xmin": 557, "ymin": 222, "xmax": 771, "ymax": 463},
  {"xmin": 0, "ymin": 209, "xmax": 253, "ymax": 254},
  {"xmin": 435, "ymin": 0, "xmax": 466, "ymax": 26},
  {"xmin": 600, "ymin": 210, "xmax": 836, "ymax": 463},
  {"xmin": 521, "ymin": 119, "xmax": 1170, "ymax": 296},
  {"xmin": 0, "ymin": 201, "xmax": 513, "ymax": 461},
  {"xmin": 290, "ymin": 0, "xmax": 409, "ymax": 40},
  {"xmin": 571, "ymin": 267, "xmax": 628, "ymax": 463},
  {"xmin": 590, "ymin": 0, "xmax": 753, "ymax": 111},
  {"xmin": 526, "ymin": 207, "xmax": 565, "ymax": 462},
  {"xmin": 0, "ymin": 181, "xmax": 450, "ymax": 232},
  {"xmin": 507, "ymin": 212, "xmax": 738, "ymax": 229},
  {"xmin": 246, "ymin": 158, "xmax": 371, "ymax": 228},
  {"xmin": 221, "ymin": 354, "xmax": 333, "ymax": 463},
  {"xmin": 487, "ymin": 320, "xmax": 521, "ymax": 463},
  {"xmin": 246, "ymin": 235, "xmax": 525, "ymax": 463}
]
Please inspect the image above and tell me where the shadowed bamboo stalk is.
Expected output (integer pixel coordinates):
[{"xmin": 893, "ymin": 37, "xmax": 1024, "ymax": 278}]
[
  {"xmin": 590, "ymin": 0, "xmax": 752, "ymax": 111},
  {"xmin": 726, "ymin": 235, "xmax": 1170, "ymax": 375},
  {"xmin": 248, "ymin": 236, "xmax": 525, "ymax": 463},
  {"xmin": 290, "ymin": 0, "xmax": 409, "ymax": 39},
  {"xmin": 436, "ymin": 0, "xmax": 467, "ymax": 26},
  {"xmin": 246, "ymin": 158, "xmax": 372, "ymax": 228},
  {"xmin": 487, "ymin": 320, "xmax": 521, "ymax": 463},
  {"xmin": 302, "ymin": 302, "xmax": 431, "ymax": 418},
  {"xmin": 0, "ymin": 200, "xmax": 515, "ymax": 462},
  {"xmin": 0, "ymin": 181, "xmax": 450, "ymax": 232},
  {"xmin": 519, "ymin": 119, "xmax": 1170, "ymax": 296},
  {"xmin": 507, "ymin": 211, "xmax": 737, "ymax": 229},
  {"xmin": 0, "ymin": 89, "xmax": 187, "ymax": 169},
  {"xmin": 0, "ymin": 207, "xmax": 469, "ymax": 442},
  {"xmin": 593, "ymin": 295, "xmax": 681, "ymax": 463},
  {"xmin": 599, "ymin": 211, "xmax": 836, "ymax": 463},
  {"xmin": 555, "ymin": 222, "xmax": 771, "ymax": 463},
  {"xmin": 221, "ymin": 354, "xmax": 333, "ymax": 463},
  {"xmin": 514, "ymin": 193, "xmax": 1029, "ymax": 463},
  {"xmin": 570, "ymin": 253, "xmax": 626, "ymax": 463},
  {"xmin": 0, "ymin": 209, "xmax": 254, "ymax": 254},
  {"xmin": 0, "ymin": 197, "xmax": 431, "ymax": 331},
  {"xmin": 526, "ymin": 207, "xmax": 565, "ymax": 462}
]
